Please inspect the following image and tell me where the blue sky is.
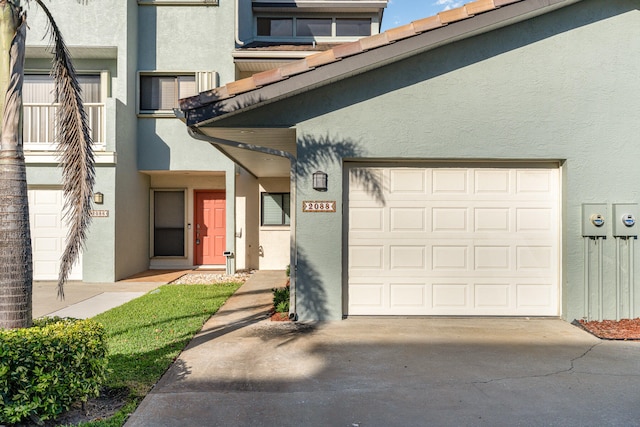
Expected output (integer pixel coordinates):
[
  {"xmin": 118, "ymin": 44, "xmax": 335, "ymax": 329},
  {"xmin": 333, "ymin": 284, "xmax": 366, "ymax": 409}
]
[{"xmin": 381, "ymin": 0, "xmax": 465, "ymax": 31}]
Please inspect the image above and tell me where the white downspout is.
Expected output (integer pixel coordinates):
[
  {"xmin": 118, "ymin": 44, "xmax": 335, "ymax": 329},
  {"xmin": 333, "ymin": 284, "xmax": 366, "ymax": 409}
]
[
  {"xmin": 235, "ymin": 0, "xmax": 244, "ymax": 47},
  {"xmin": 188, "ymin": 128, "xmax": 298, "ymax": 320}
]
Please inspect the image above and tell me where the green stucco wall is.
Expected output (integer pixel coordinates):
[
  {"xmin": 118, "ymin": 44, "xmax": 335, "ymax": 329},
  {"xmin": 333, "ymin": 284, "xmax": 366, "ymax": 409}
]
[{"xmin": 213, "ymin": 0, "xmax": 640, "ymax": 320}]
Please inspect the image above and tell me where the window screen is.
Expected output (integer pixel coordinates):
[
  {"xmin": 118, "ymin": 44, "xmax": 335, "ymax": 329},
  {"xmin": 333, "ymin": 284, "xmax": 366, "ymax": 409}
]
[
  {"xmin": 336, "ymin": 19, "xmax": 371, "ymax": 36},
  {"xmin": 262, "ymin": 193, "xmax": 291, "ymax": 226},
  {"xmin": 257, "ymin": 18, "xmax": 293, "ymax": 37},
  {"xmin": 153, "ymin": 190, "xmax": 185, "ymax": 256},
  {"xmin": 140, "ymin": 75, "xmax": 196, "ymax": 111},
  {"xmin": 296, "ymin": 19, "xmax": 331, "ymax": 37}
]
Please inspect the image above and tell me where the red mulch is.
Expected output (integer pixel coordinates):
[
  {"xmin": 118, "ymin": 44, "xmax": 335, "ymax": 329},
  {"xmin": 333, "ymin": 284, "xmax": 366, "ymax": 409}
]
[
  {"xmin": 578, "ymin": 318, "xmax": 640, "ymax": 340},
  {"xmin": 270, "ymin": 312, "xmax": 290, "ymax": 322}
]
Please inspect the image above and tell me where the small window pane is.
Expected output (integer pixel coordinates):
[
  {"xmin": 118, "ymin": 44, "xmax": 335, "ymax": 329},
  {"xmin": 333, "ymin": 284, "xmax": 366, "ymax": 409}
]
[
  {"xmin": 154, "ymin": 190, "xmax": 185, "ymax": 256},
  {"xmin": 336, "ymin": 18, "xmax": 371, "ymax": 36},
  {"xmin": 262, "ymin": 193, "xmax": 290, "ymax": 226},
  {"xmin": 140, "ymin": 75, "xmax": 195, "ymax": 111},
  {"xmin": 296, "ymin": 19, "xmax": 331, "ymax": 37},
  {"xmin": 257, "ymin": 18, "xmax": 293, "ymax": 37}
]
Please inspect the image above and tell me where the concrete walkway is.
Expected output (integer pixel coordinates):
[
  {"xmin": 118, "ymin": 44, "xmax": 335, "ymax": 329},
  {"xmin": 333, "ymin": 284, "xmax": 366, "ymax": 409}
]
[
  {"xmin": 33, "ymin": 270, "xmax": 191, "ymax": 319},
  {"xmin": 126, "ymin": 273, "xmax": 640, "ymax": 427}
]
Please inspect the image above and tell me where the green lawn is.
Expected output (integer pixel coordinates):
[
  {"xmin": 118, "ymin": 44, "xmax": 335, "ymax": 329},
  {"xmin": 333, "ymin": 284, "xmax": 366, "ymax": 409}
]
[{"xmin": 75, "ymin": 282, "xmax": 241, "ymax": 426}]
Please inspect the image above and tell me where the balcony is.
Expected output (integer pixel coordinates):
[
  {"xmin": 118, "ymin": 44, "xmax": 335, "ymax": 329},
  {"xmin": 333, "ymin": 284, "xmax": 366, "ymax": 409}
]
[{"xmin": 23, "ymin": 102, "xmax": 105, "ymax": 151}]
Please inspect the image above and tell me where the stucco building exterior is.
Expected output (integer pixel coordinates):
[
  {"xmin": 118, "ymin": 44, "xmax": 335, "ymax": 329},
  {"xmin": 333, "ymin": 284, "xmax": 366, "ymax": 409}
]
[
  {"xmin": 24, "ymin": 0, "xmax": 386, "ymax": 281},
  {"xmin": 180, "ymin": 0, "xmax": 640, "ymax": 322}
]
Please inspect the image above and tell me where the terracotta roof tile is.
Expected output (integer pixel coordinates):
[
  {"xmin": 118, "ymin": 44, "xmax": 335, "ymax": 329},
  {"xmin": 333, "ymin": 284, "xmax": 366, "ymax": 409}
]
[
  {"xmin": 227, "ymin": 78, "xmax": 258, "ymax": 96},
  {"xmin": 306, "ymin": 49, "xmax": 338, "ymax": 68},
  {"xmin": 280, "ymin": 59, "xmax": 312, "ymax": 77},
  {"xmin": 465, "ymin": 0, "xmax": 496, "ymax": 15},
  {"xmin": 359, "ymin": 32, "xmax": 390, "ymax": 51},
  {"xmin": 386, "ymin": 22, "xmax": 419, "ymax": 42},
  {"xmin": 252, "ymin": 68, "xmax": 285, "ymax": 87},
  {"xmin": 412, "ymin": 15, "xmax": 444, "ymax": 33},
  {"xmin": 333, "ymin": 40, "xmax": 364, "ymax": 59},
  {"xmin": 438, "ymin": 6, "xmax": 471, "ymax": 24}
]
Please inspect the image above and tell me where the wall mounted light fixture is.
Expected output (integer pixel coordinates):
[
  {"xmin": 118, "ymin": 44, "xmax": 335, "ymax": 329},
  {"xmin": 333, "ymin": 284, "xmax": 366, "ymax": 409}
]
[
  {"xmin": 312, "ymin": 171, "xmax": 328, "ymax": 192},
  {"xmin": 93, "ymin": 192, "xmax": 104, "ymax": 204}
]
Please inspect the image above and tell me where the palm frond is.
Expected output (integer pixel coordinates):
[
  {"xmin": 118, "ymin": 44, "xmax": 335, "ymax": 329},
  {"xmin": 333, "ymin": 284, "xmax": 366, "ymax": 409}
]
[{"xmin": 36, "ymin": 0, "xmax": 95, "ymax": 298}]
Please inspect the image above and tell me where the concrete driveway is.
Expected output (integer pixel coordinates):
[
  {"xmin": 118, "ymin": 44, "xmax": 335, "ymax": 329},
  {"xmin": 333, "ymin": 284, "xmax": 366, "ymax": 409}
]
[{"xmin": 126, "ymin": 273, "xmax": 640, "ymax": 427}]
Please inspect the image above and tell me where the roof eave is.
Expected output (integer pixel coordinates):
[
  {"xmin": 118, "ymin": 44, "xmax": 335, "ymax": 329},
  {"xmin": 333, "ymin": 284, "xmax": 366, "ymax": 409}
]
[{"xmin": 183, "ymin": 0, "xmax": 584, "ymax": 127}]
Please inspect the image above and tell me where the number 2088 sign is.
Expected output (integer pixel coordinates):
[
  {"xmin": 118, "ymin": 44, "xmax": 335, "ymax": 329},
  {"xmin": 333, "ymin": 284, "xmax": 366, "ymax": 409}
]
[{"xmin": 303, "ymin": 201, "xmax": 336, "ymax": 213}]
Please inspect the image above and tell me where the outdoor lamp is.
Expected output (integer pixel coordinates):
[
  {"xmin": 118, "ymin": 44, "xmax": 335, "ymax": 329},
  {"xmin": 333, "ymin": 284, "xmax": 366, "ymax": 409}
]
[
  {"xmin": 93, "ymin": 192, "xmax": 104, "ymax": 204},
  {"xmin": 312, "ymin": 171, "xmax": 328, "ymax": 191}
]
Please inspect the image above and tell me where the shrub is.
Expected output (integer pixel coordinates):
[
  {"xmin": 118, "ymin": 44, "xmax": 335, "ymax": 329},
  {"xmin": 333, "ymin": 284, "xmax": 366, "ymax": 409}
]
[
  {"xmin": 272, "ymin": 286, "xmax": 290, "ymax": 313},
  {"xmin": 0, "ymin": 317, "xmax": 108, "ymax": 425}
]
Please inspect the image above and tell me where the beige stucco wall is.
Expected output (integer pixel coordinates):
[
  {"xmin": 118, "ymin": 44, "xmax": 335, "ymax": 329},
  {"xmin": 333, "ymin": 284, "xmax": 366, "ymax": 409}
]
[{"xmin": 259, "ymin": 178, "xmax": 291, "ymax": 270}]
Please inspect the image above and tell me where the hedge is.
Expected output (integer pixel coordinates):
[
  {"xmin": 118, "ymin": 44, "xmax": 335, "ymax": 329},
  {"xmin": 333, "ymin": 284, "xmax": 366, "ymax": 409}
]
[{"xmin": 0, "ymin": 317, "xmax": 108, "ymax": 424}]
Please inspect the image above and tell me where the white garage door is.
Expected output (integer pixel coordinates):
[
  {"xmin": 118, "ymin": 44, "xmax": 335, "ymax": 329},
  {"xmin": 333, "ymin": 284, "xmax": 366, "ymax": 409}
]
[
  {"xmin": 28, "ymin": 189, "xmax": 82, "ymax": 281},
  {"xmin": 347, "ymin": 165, "xmax": 559, "ymax": 316}
]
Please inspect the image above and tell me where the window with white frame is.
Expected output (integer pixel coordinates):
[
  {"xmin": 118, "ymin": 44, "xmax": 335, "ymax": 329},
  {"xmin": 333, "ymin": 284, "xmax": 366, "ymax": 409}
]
[
  {"xmin": 256, "ymin": 16, "xmax": 372, "ymax": 39},
  {"xmin": 139, "ymin": 74, "xmax": 197, "ymax": 114},
  {"xmin": 23, "ymin": 73, "xmax": 104, "ymax": 149},
  {"xmin": 152, "ymin": 189, "xmax": 186, "ymax": 257},
  {"xmin": 261, "ymin": 193, "xmax": 290, "ymax": 226}
]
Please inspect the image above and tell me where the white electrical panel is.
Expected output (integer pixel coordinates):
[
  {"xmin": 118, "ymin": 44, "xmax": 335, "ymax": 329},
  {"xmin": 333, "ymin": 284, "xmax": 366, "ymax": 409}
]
[
  {"xmin": 613, "ymin": 203, "xmax": 639, "ymax": 237},
  {"xmin": 582, "ymin": 204, "xmax": 608, "ymax": 237}
]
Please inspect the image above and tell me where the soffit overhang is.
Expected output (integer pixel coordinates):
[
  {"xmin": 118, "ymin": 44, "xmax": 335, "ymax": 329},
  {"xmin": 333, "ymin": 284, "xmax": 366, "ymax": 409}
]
[{"xmin": 194, "ymin": 127, "xmax": 296, "ymax": 178}]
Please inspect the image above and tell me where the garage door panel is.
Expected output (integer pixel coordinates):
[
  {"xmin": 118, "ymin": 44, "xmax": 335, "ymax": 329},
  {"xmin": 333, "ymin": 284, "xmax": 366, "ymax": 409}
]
[
  {"xmin": 389, "ymin": 284, "xmax": 426, "ymax": 307},
  {"xmin": 390, "ymin": 246, "xmax": 426, "ymax": 269},
  {"xmin": 350, "ymin": 207, "xmax": 384, "ymax": 231},
  {"xmin": 432, "ymin": 208, "xmax": 468, "ymax": 232},
  {"xmin": 29, "ymin": 189, "xmax": 82, "ymax": 281},
  {"xmin": 474, "ymin": 246, "xmax": 510, "ymax": 270},
  {"xmin": 390, "ymin": 208, "xmax": 426, "ymax": 231},
  {"xmin": 432, "ymin": 169, "xmax": 469, "ymax": 194},
  {"xmin": 389, "ymin": 169, "xmax": 427, "ymax": 193},
  {"xmin": 349, "ymin": 246, "xmax": 384, "ymax": 270},
  {"xmin": 475, "ymin": 208, "xmax": 510, "ymax": 232},
  {"xmin": 432, "ymin": 283, "xmax": 469, "ymax": 308},
  {"xmin": 347, "ymin": 165, "xmax": 559, "ymax": 316},
  {"xmin": 516, "ymin": 246, "xmax": 555, "ymax": 271},
  {"xmin": 475, "ymin": 284, "xmax": 510, "ymax": 308},
  {"xmin": 474, "ymin": 169, "xmax": 511, "ymax": 194}
]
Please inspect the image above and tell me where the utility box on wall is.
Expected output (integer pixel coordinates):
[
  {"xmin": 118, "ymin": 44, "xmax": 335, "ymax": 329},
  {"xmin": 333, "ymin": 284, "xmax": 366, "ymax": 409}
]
[
  {"xmin": 612, "ymin": 203, "xmax": 639, "ymax": 237},
  {"xmin": 582, "ymin": 203, "xmax": 608, "ymax": 237}
]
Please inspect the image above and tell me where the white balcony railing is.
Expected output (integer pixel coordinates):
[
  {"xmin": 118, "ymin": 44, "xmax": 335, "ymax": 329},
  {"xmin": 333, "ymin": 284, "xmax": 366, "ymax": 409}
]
[{"xmin": 23, "ymin": 103, "xmax": 105, "ymax": 151}]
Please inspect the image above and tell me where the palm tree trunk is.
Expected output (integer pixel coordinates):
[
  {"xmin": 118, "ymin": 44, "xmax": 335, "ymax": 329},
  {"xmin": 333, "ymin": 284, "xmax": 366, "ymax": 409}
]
[{"xmin": 0, "ymin": 1, "xmax": 31, "ymax": 329}]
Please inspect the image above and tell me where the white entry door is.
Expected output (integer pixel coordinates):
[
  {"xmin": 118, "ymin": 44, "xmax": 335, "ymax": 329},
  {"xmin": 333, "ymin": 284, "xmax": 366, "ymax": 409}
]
[
  {"xmin": 28, "ymin": 188, "xmax": 82, "ymax": 281},
  {"xmin": 347, "ymin": 164, "xmax": 559, "ymax": 316}
]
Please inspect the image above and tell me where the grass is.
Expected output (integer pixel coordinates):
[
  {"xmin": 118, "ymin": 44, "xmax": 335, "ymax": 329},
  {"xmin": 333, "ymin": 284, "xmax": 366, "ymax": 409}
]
[{"xmin": 73, "ymin": 282, "xmax": 242, "ymax": 426}]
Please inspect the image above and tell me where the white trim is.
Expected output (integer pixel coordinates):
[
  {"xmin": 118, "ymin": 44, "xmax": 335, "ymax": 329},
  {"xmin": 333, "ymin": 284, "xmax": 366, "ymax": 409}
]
[{"xmin": 137, "ymin": 71, "xmax": 215, "ymax": 116}]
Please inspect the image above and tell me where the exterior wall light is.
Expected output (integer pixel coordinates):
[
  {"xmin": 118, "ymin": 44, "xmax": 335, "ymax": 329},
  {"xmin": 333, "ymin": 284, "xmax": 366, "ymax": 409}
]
[
  {"xmin": 93, "ymin": 192, "xmax": 104, "ymax": 204},
  {"xmin": 312, "ymin": 171, "xmax": 328, "ymax": 192}
]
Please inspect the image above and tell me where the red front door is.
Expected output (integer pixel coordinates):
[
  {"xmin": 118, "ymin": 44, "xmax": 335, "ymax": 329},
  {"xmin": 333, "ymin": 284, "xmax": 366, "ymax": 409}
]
[{"xmin": 195, "ymin": 191, "xmax": 226, "ymax": 265}]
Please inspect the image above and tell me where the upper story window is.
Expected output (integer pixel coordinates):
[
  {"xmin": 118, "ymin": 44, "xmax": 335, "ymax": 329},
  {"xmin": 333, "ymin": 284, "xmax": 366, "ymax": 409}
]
[
  {"xmin": 139, "ymin": 74, "xmax": 197, "ymax": 114},
  {"xmin": 23, "ymin": 73, "xmax": 105, "ymax": 151},
  {"xmin": 336, "ymin": 18, "xmax": 371, "ymax": 36},
  {"xmin": 257, "ymin": 18, "xmax": 293, "ymax": 37},
  {"xmin": 296, "ymin": 18, "xmax": 332, "ymax": 37},
  {"xmin": 256, "ymin": 16, "xmax": 371, "ymax": 39},
  {"xmin": 24, "ymin": 74, "xmax": 102, "ymax": 104}
]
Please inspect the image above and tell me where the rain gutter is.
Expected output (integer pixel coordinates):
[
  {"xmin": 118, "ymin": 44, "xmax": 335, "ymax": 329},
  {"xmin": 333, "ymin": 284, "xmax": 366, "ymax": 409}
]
[{"xmin": 188, "ymin": 127, "xmax": 298, "ymax": 320}]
